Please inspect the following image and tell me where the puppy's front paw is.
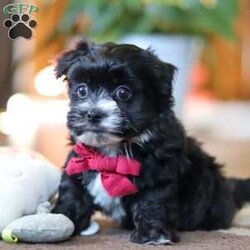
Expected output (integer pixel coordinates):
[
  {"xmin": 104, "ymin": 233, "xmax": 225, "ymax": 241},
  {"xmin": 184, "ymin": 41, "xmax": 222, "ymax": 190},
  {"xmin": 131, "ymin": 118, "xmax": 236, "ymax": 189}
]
[{"xmin": 130, "ymin": 229, "xmax": 179, "ymax": 245}]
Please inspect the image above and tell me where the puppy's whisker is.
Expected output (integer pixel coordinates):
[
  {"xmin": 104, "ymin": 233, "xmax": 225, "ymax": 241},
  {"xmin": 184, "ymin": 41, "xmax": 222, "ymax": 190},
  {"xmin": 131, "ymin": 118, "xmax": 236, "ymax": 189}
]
[
  {"xmin": 128, "ymin": 121, "xmax": 139, "ymax": 133},
  {"xmin": 108, "ymin": 129, "xmax": 124, "ymax": 135},
  {"xmin": 128, "ymin": 141, "xmax": 134, "ymax": 158},
  {"xmin": 123, "ymin": 142, "xmax": 130, "ymax": 159}
]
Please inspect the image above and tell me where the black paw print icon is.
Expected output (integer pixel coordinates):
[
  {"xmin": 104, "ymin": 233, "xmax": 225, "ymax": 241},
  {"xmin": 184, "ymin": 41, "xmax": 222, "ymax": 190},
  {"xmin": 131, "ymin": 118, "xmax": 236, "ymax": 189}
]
[{"xmin": 4, "ymin": 14, "xmax": 37, "ymax": 40}]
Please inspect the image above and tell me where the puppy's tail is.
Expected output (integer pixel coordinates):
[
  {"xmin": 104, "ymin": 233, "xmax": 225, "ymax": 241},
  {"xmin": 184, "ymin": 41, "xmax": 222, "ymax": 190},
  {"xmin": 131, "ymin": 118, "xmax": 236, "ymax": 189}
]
[{"xmin": 228, "ymin": 178, "xmax": 250, "ymax": 209}]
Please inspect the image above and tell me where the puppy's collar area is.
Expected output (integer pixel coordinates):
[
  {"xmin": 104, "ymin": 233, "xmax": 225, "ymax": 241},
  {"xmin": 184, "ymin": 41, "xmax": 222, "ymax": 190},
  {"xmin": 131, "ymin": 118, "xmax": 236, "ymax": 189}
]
[
  {"xmin": 124, "ymin": 116, "xmax": 159, "ymax": 144},
  {"xmin": 66, "ymin": 143, "xmax": 141, "ymax": 197},
  {"xmin": 131, "ymin": 129, "xmax": 154, "ymax": 145}
]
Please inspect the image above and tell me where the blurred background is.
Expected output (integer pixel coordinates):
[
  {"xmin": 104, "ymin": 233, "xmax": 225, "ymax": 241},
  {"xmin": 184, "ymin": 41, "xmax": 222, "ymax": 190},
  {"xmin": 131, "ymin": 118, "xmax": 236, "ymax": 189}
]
[{"xmin": 0, "ymin": 0, "xmax": 249, "ymax": 177}]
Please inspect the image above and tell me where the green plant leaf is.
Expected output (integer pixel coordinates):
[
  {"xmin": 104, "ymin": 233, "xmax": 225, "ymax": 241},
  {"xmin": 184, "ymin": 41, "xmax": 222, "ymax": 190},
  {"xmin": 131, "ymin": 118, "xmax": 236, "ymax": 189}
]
[{"xmin": 55, "ymin": 0, "xmax": 239, "ymax": 41}]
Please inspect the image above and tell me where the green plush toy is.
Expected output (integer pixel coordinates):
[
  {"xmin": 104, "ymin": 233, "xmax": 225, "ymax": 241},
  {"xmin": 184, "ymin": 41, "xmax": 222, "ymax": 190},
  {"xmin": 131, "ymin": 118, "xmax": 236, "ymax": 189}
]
[
  {"xmin": 0, "ymin": 147, "xmax": 100, "ymax": 243},
  {"xmin": 2, "ymin": 214, "xmax": 75, "ymax": 243},
  {"xmin": 2, "ymin": 213, "xmax": 100, "ymax": 243}
]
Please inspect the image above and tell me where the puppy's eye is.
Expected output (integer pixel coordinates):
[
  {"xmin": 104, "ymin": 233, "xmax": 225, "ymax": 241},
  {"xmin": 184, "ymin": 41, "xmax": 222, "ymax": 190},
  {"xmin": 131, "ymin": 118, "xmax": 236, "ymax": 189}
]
[
  {"xmin": 76, "ymin": 84, "xmax": 88, "ymax": 99},
  {"xmin": 115, "ymin": 86, "xmax": 132, "ymax": 102}
]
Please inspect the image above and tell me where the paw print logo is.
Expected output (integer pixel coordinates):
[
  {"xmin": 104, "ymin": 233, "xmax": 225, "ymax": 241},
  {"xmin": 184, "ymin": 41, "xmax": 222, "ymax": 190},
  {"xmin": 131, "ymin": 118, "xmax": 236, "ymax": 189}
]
[{"xmin": 3, "ymin": 14, "xmax": 37, "ymax": 40}]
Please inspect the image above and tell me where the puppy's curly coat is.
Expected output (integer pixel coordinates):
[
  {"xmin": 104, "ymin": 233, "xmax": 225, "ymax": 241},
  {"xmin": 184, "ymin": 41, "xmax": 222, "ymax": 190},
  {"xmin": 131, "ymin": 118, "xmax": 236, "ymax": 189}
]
[{"xmin": 53, "ymin": 40, "xmax": 250, "ymax": 245}]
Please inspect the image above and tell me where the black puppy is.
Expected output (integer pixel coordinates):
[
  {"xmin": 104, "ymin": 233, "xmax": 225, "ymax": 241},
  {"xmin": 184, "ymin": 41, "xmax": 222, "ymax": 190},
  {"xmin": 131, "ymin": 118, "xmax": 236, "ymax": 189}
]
[{"xmin": 53, "ymin": 40, "xmax": 250, "ymax": 245}]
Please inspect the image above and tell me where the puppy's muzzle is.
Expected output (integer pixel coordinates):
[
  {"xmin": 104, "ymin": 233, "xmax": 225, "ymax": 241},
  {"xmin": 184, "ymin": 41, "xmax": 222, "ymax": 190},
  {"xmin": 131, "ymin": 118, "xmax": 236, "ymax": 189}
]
[{"xmin": 86, "ymin": 109, "xmax": 106, "ymax": 124}]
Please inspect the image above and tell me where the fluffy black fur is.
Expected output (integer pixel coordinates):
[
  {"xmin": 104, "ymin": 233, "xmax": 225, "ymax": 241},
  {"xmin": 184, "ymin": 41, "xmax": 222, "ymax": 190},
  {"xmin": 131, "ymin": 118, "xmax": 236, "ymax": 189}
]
[{"xmin": 53, "ymin": 40, "xmax": 250, "ymax": 245}]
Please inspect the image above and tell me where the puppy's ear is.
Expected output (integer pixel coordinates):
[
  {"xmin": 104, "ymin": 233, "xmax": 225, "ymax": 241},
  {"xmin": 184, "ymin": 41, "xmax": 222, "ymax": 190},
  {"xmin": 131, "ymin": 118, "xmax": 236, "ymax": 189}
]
[
  {"xmin": 54, "ymin": 40, "xmax": 92, "ymax": 79},
  {"xmin": 156, "ymin": 61, "xmax": 177, "ymax": 97}
]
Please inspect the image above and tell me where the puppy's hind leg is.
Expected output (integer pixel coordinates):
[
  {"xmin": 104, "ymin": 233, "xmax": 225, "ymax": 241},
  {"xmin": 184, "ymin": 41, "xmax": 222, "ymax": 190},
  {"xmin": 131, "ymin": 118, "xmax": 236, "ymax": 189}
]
[{"xmin": 52, "ymin": 172, "xmax": 94, "ymax": 235}]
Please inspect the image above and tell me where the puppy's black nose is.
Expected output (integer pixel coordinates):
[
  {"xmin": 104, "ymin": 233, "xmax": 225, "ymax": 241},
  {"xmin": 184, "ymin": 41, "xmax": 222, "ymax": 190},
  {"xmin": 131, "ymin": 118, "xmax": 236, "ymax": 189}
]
[{"xmin": 86, "ymin": 110, "xmax": 104, "ymax": 123}]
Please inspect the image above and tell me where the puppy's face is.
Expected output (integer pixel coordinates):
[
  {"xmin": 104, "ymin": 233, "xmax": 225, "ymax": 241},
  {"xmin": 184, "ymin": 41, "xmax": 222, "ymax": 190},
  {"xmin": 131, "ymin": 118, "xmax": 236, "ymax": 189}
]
[{"xmin": 56, "ymin": 41, "xmax": 176, "ymax": 147}]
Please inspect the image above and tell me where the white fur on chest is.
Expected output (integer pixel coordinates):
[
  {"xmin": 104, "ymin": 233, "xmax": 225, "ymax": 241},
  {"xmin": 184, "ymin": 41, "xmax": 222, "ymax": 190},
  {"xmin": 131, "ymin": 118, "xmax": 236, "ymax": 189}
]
[{"xmin": 87, "ymin": 173, "xmax": 126, "ymax": 222}]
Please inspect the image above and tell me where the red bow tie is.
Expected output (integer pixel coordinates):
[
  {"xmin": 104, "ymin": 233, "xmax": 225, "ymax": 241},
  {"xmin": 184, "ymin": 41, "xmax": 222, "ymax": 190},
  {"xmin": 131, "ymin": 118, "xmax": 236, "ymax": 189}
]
[{"xmin": 66, "ymin": 143, "xmax": 141, "ymax": 197}]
